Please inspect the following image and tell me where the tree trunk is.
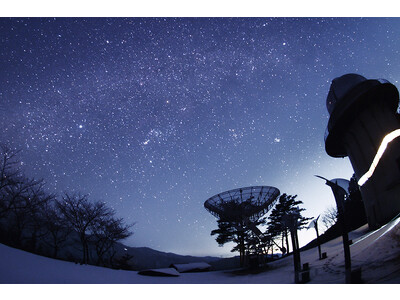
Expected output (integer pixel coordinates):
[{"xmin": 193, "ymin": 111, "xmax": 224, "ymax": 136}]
[
  {"xmin": 80, "ymin": 234, "xmax": 87, "ymax": 264},
  {"xmin": 30, "ymin": 231, "xmax": 37, "ymax": 253},
  {"xmin": 295, "ymin": 231, "xmax": 300, "ymax": 256},
  {"xmin": 109, "ymin": 248, "xmax": 116, "ymax": 267},
  {"xmin": 53, "ymin": 245, "xmax": 58, "ymax": 258},
  {"xmin": 285, "ymin": 230, "xmax": 290, "ymax": 254},
  {"xmin": 50, "ymin": 231, "xmax": 59, "ymax": 258},
  {"xmin": 85, "ymin": 243, "xmax": 90, "ymax": 264},
  {"xmin": 240, "ymin": 236, "xmax": 244, "ymax": 267}
]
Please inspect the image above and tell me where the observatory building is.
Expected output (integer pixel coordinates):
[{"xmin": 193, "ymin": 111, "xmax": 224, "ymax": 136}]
[{"xmin": 324, "ymin": 73, "xmax": 400, "ymax": 229}]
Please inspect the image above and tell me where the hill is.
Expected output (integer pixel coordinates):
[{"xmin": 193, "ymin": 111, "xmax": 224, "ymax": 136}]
[{"xmin": 112, "ymin": 243, "xmax": 221, "ymax": 270}]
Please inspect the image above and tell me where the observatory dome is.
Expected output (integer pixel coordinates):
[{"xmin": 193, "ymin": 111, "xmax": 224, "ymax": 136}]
[
  {"xmin": 324, "ymin": 73, "xmax": 399, "ymax": 157},
  {"xmin": 326, "ymin": 74, "xmax": 367, "ymax": 115}
]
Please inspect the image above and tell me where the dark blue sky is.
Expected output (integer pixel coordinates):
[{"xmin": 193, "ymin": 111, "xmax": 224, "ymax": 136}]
[{"xmin": 1, "ymin": 17, "xmax": 399, "ymax": 256}]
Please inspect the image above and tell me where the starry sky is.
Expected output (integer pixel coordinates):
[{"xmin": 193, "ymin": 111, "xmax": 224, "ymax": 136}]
[{"xmin": 1, "ymin": 17, "xmax": 400, "ymax": 257}]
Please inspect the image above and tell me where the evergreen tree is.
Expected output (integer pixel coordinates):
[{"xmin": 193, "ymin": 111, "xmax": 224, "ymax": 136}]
[
  {"xmin": 272, "ymin": 194, "xmax": 311, "ymax": 283},
  {"xmin": 267, "ymin": 193, "xmax": 304, "ymax": 254},
  {"xmin": 266, "ymin": 193, "xmax": 311, "ymax": 282},
  {"xmin": 210, "ymin": 203, "xmax": 267, "ymax": 267},
  {"xmin": 211, "ymin": 219, "xmax": 249, "ymax": 266}
]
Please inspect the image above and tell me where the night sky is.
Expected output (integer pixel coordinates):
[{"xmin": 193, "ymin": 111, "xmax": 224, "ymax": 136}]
[{"xmin": 1, "ymin": 17, "xmax": 400, "ymax": 256}]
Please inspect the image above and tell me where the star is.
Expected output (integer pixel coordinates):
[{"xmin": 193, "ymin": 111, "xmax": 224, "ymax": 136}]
[{"xmin": 0, "ymin": 17, "xmax": 397, "ymax": 256}]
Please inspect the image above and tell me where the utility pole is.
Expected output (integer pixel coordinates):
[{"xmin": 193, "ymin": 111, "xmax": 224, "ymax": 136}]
[
  {"xmin": 316, "ymin": 175, "xmax": 352, "ymax": 283},
  {"xmin": 308, "ymin": 216, "xmax": 322, "ymax": 260},
  {"xmin": 284, "ymin": 210, "xmax": 302, "ymax": 284},
  {"xmin": 315, "ymin": 217, "xmax": 322, "ymax": 260}
]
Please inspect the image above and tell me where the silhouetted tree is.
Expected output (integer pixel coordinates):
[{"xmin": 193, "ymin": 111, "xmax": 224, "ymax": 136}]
[
  {"xmin": 3, "ymin": 175, "xmax": 49, "ymax": 249},
  {"xmin": 266, "ymin": 193, "xmax": 311, "ymax": 282},
  {"xmin": 42, "ymin": 202, "xmax": 72, "ymax": 258},
  {"xmin": 56, "ymin": 193, "xmax": 113, "ymax": 264},
  {"xmin": 211, "ymin": 219, "xmax": 247, "ymax": 267},
  {"xmin": 0, "ymin": 145, "xmax": 21, "ymax": 218},
  {"xmin": 211, "ymin": 219, "xmax": 246, "ymax": 252},
  {"xmin": 0, "ymin": 145, "xmax": 53, "ymax": 249},
  {"xmin": 90, "ymin": 214, "xmax": 133, "ymax": 266},
  {"xmin": 321, "ymin": 206, "xmax": 338, "ymax": 232},
  {"xmin": 114, "ymin": 251, "xmax": 134, "ymax": 270},
  {"xmin": 267, "ymin": 193, "xmax": 299, "ymax": 255},
  {"xmin": 281, "ymin": 196, "xmax": 311, "ymax": 283},
  {"xmin": 211, "ymin": 214, "xmax": 266, "ymax": 267},
  {"xmin": 0, "ymin": 144, "xmax": 135, "ymax": 268},
  {"xmin": 22, "ymin": 182, "xmax": 56, "ymax": 253}
]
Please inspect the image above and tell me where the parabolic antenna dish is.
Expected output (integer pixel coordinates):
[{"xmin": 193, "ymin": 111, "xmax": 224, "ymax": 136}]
[{"xmin": 204, "ymin": 186, "xmax": 280, "ymax": 223}]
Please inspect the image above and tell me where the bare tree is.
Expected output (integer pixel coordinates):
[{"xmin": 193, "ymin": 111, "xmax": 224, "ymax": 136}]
[
  {"xmin": 41, "ymin": 201, "xmax": 72, "ymax": 258},
  {"xmin": 56, "ymin": 193, "xmax": 113, "ymax": 264},
  {"xmin": 2, "ymin": 175, "xmax": 49, "ymax": 248},
  {"xmin": 24, "ymin": 183, "xmax": 56, "ymax": 252},
  {"xmin": 90, "ymin": 215, "xmax": 133, "ymax": 266},
  {"xmin": 0, "ymin": 145, "xmax": 22, "ymax": 219},
  {"xmin": 0, "ymin": 145, "xmax": 20, "ymax": 188},
  {"xmin": 0, "ymin": 145, "xmax": 53, "ymax": 249},
  {"xmin": 321, "ymin": 206, "xmax": 338, "ymax": 232},
  {"xmin": 0, "ymin": 144, "xmax": 134, "ymax": 267}
]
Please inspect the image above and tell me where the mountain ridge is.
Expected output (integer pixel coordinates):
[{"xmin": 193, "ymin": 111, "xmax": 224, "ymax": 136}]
[{"xmin": 112, "ymin": 242, "xmax": 223, "ymax": 270}]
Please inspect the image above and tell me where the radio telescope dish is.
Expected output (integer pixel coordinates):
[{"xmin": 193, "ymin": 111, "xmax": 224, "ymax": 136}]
[{"xmin": 204, "ymin": 186, "xmax": 280, "ymax": 223}]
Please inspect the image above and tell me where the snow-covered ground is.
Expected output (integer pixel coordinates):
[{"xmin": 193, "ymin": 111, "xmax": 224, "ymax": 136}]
[{"xmin": 1, "ymin": 216, "xmax": 400, "ymax": 284}]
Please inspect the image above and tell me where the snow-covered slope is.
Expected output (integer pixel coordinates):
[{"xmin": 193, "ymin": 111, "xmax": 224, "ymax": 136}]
[{"xmin": 1, "ymin": 216, "xmax": 400, "ymax": 283}]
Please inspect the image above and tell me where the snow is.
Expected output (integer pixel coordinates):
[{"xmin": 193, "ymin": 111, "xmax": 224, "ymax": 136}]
[{"xmin": 1, "ymin": 216, "xmax": 400, "ymax": 284}]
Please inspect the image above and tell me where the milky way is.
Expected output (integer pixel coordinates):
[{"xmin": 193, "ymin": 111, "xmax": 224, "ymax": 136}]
[{"xmin": 1, "ymin": 18, "xmax": 400, "ymax": 256}]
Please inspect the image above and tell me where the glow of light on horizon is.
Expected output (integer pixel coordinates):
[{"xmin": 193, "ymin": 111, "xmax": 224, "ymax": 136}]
[{"xmin": 358, "ymin": 129, "xmax": 400, "ymax": 186}]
